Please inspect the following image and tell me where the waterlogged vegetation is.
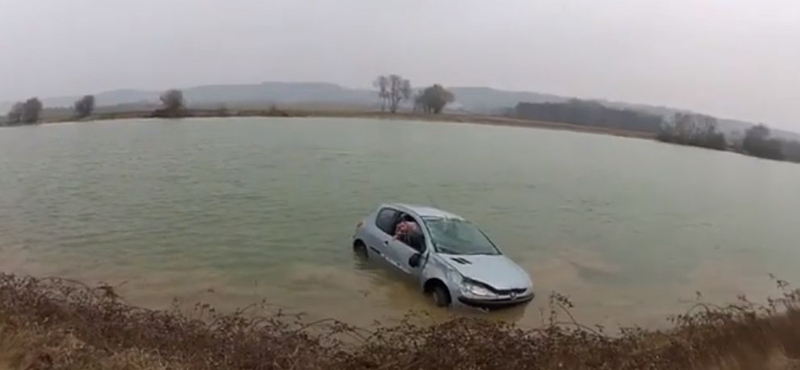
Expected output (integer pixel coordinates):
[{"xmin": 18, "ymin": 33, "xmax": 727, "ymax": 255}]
[{"xmin": 1, "ymin": 273, "xmax": 799, "ymax": 370}]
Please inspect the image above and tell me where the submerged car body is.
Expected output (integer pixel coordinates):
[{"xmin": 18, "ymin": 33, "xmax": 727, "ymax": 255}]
[{"xmin": 352, "ymin": 204, "xmax": 534, "ymax": 309}]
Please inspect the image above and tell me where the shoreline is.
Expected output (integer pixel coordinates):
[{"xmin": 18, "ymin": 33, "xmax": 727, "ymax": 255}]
[
  {"xmin": 31, "ymin": 108, "xmax": 657, "ymax": 140},
  {"xmin": 46, "ymin": 109, "xmax": 798, "ymax": 165},
  {"xmin": 1, "ymin": 273, "xmax": 798, "ymax": 370},
  {"xmin": 10, "ymin": 106, "xmax": 798, "ymax": 167}
]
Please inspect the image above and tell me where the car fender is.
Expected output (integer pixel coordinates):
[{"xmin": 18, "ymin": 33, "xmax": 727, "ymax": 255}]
[{"xmin": 420, "ymin": 254, "xmax": 461, "ymax": 298}]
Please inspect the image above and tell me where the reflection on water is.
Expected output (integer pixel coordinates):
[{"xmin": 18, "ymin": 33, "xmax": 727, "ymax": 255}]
[{"xmin": 1, "ymin": 118, "xmax": 800, "ymax": 328}]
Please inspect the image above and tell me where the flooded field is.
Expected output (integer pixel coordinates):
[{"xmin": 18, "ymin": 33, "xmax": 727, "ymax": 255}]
[{"xmin": 1, "ymin": 117, "xmax": 799, "ymax": 328}]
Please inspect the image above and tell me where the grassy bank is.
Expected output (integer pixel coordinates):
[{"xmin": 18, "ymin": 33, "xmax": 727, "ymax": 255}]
[{"xmin": 1, "ymin": 273, "xmax": 799, "ymax": 370}]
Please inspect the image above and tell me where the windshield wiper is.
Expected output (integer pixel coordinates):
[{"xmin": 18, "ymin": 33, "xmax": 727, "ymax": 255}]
[{"xmin": 463, "ymin": 250, "xmax": 500, "ymax": 255}]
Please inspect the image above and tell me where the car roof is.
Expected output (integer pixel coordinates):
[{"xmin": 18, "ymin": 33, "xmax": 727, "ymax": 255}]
[{"xmin": 387, "ymin": 203, "xmax": 465, "ymax": 220}]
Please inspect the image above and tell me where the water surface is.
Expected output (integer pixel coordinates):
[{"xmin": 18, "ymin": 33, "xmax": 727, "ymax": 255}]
[{"xmin": 1, "ymin": 117, "xmax": 799, "ymax": 327}]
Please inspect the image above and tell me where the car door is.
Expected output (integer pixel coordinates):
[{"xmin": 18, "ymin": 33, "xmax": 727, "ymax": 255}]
[
  {"xmin": 366, "ymin": 207, "xmax": 401, "ymax": 266},
  {"xmin": 386, "ymin": 212, "xmax": 427, "ymax": 278}
]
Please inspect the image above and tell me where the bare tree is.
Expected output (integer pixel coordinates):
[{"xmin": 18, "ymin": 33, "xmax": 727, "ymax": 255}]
[
  {"xmin": 742, "ymin": 124, "xmax": 784, "ymax": 160},
  {"xmin": 373, "ymin": 76, "xmax": 389, "ymax": 112},
  {"xmin": 401, "ymin": 79, "xmax": 412, "ymax": 104},
  {"xmin": 657, "ymin": 112, "xmax": 726, "ymax": 150},
  {"xmin": 74, "ymin": 95, "xmax": 95, "ymax": 118},
  {"xmin": 668, "ymin": 113, "xmax": 718, "ymax": 139},
  {"xmin": 161, "ymin": 90, "xmax": 184, "ymax": 111},
  {"xmin": 387, "ymin": 75, "xmax": 412, "ymax": 113},
  {"xmin": 153, "ymin": 89, "xmax": 186, "ymax": 118},
  {"xmin": 6, "ymin": 102, "xmax": 23, "ymax": 124},
  {"xmin": 782, "ymin": 139, "xmax": 800, "ymax": 163},
  {"xmin": 17, "ymin": 98, "xmax": 43, "ymax": 124},
  {"xmin": 374, "ymin": 75, "xmax": 412, "ymax": 113},
  {"xmin": 415, "ymin": 84, "xmax": 455, "ymax": 114}
]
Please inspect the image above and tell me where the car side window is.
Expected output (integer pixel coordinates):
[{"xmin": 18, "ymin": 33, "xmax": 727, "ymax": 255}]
[
  {"xmin": 375, "ymin": 208, "xmax": 399, "ymax": 235},
  {"xmin": 394, "ymin": 213, "xmax": 426, "ymax": 252}
]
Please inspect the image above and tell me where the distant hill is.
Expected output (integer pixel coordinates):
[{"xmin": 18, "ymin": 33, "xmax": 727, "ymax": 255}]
[
  {"xmin": 186, "ymin": 82, "xmax": 374, "ymax": 106},
  {"xmin": 447, "ymin": 87, "xmax": 568, "ymax": 113},
  {"xmin": 2, "ymin": 81, "xmax": 797, "ymax": 140},
  {"xmin": 0, "ymin": 83, "xmax": 376, "ymax": 111}
]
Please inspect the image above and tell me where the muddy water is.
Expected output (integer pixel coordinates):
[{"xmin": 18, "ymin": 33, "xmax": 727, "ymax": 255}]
[{"xmin": 1, "ymin": 117, "xmax": 799, "ymax": 328}]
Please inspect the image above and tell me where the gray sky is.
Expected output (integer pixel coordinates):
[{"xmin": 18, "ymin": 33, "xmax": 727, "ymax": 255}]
[{"xmin": 1, "ymin": 0, "xmax": 798, "ymax": 129}]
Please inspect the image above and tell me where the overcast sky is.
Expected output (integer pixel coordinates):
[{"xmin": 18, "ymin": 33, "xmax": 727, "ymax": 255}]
[{"xmin": 1, "ymin": 0, "xmax": 798, "ymax": 129}]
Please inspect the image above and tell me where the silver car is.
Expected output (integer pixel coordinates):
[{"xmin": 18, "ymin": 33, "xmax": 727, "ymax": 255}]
[{"xmin": 352, "ymin": 203, "xmax": 534, "ymax": 309}]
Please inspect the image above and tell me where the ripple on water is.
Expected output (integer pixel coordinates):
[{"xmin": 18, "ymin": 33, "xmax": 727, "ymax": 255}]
[{"xmin": 1, "ymin": 117, "xmax": 800, "ymax": 328}]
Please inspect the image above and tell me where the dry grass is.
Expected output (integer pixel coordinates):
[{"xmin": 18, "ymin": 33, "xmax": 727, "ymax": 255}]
[
  {"xmin": 0, "ymin": 323, "xmax": 183, "ymax": 370},
  {"xmin": 0, "ymin": 273, "xmax": 799, "ymax": 370}
]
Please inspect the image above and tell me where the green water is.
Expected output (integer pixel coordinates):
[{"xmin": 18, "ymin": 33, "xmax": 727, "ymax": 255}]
[{"xmin": 1, "ymin": 117, "xmax": 799, "ymax": 327}]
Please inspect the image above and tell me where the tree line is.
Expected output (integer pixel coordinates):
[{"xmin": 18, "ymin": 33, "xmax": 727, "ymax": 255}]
[
  {"xmin": 657, "ymin": 113, "xmax": 799, "ymax": 161},
  {"xmin": 3, "ymin": 82, "xmax": 798, "ymax": 165},
  {"xmin": 513, "ymin": 98, "xmax": 800, "ymax": 164},
  {"xmin": 515, "ymin": 99, "xmax": 664, "ymax": 133},
  {"xmin": 5, "ymin": 98, "xmax": 44, "ymax": 125},
  {"xmin": 1, "ymin": 90, "xmax": 187, "ymax": 126},
  {"xmin": 3, "ymin": 95, "xmax": 96, "ymax": 125},
  {"xmin": 373, "ymin": 74, "xmax": 455, "ymax": 114},
  {"xmin": 3, "ymin": 75, "xmax": 454, "ymax": 126},
  {"xmin": 738, "ymin": 124, "xmax": 790, "ymax": 161},
  {"xmin": 656, "ymin": 113, "xmax": 726, "ymax": 150}
]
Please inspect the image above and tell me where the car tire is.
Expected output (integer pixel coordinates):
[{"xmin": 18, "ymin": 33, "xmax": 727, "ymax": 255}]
[
  {"xmin": 429, "ymin": 284, "xmax": 451, "ymax": 307},
  {"xmin": 353, "ymin": 240, "xmax": 368, "ymax": 260}
]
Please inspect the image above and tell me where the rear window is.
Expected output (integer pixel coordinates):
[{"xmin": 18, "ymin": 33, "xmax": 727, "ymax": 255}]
[{"xmin": 375, "ymin": 208, "xmax": 398, "ymax": 235}]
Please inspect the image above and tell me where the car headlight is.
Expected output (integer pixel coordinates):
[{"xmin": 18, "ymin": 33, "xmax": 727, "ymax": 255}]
[{"xmin": 461, "ymin": 280, "xmax": 496, "ymax": 298}]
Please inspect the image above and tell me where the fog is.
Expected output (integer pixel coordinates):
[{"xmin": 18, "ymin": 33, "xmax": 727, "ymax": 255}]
[{"xmin": 0, "ymin": 0, "xmax": 798, "ymax": 129}]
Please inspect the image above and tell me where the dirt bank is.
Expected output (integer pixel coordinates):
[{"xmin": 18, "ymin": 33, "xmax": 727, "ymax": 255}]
[{"xmin": 1, "ymin": 273, "xmax": 799, "ymax": 370}]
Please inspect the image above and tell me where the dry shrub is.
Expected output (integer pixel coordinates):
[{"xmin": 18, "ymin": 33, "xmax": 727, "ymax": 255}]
[{"xmin": 0, "ymin": 273, "xmax": 799, "ymax": 370}]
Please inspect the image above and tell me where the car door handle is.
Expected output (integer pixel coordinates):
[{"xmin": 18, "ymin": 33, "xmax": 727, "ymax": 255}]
[{"xmin": 383, "ymin": 240, "xmax": 389, "ymax": 245}]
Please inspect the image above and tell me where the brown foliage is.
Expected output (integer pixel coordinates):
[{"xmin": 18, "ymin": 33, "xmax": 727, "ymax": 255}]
[{"xmin": 0, "ymin": 273, "xmax": 799, "ymax": 370}]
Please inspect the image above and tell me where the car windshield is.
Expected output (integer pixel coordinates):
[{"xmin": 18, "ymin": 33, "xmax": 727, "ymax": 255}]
[{"xmin": 422, "ymin": 218, "xmax": 500, "ymax": 255}]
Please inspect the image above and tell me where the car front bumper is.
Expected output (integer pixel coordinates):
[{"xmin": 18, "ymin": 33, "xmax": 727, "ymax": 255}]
[{"xmin": 457, "ymin": 293, "xmax": 534, "ymax": 309}]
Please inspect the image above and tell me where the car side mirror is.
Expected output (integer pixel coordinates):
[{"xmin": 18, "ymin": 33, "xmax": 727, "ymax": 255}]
[{"xmin": 409, "ymin": 253, "xmax": 422, "ymax": 268}]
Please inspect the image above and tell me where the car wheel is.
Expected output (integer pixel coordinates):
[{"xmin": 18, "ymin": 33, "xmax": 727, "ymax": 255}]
[
  {"xmin": 429, "ymin": 284, "xmax": 451, "ymax": 307},
  {"xmin": 353, "ymin": 241, "xmax": 368, "ymax": 260}
]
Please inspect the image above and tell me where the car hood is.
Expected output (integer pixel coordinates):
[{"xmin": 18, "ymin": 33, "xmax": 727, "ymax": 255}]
[{"xmin": 441, "ymin": 254, "xmax": 532, "ymax": 290}]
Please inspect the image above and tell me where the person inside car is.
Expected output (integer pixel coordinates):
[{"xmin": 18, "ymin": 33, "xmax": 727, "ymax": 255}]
[{"xmin": 394, "ymin": 214, "xmax": 420, "ymax": 244}]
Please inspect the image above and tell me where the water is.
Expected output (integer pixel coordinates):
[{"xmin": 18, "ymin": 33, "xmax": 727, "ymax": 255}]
[{"xmin": 1, "ymin": 117, "xmax": 799, "ymax": 328}]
